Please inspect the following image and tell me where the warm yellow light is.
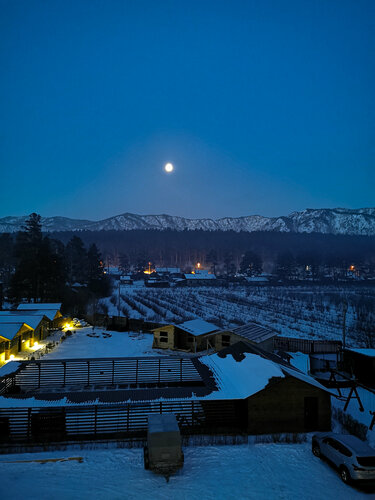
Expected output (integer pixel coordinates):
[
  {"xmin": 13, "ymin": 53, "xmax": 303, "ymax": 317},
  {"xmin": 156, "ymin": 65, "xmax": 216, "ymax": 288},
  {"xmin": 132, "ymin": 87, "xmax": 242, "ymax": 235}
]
[
  {"xmin": 164, "ymin": 162, "xmax": 174, "ymax": 173},
  {"xmin": 9, "ymin": 354, "xmax": 15, "ymax": 360},
  {"xmin": 34, "ymin": 341, "xmax": 39, "ymax": 347},
  {"xmin": 197, "ymin": 262, "xmax": 201, "ymax": 268}
]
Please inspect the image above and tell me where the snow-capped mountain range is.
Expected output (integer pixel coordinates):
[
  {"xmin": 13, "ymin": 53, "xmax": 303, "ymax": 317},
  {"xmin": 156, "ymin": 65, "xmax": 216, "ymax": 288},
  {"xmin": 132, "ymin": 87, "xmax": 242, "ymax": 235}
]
[{"xmin": 0, "ymin": 208, "xmax": 374, "ymax": 235}]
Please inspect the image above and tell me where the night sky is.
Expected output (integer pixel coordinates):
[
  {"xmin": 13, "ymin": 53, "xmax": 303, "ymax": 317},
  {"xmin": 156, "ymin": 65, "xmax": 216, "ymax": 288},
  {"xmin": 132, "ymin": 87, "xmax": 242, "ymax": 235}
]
[{"xmin": 0, "ymin": 0, "xmax": 374, "ymax": 220}]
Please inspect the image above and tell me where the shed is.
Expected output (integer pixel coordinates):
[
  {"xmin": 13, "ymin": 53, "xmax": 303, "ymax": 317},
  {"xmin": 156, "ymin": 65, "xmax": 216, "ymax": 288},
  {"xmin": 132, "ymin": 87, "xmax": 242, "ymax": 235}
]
[
  {"xmin": 152, "ymin": 318, "xmax": 221, "ymax": 352},
  {"xmin": 230, "ymin": 322, "xmax": 278, "ymax": 352}
]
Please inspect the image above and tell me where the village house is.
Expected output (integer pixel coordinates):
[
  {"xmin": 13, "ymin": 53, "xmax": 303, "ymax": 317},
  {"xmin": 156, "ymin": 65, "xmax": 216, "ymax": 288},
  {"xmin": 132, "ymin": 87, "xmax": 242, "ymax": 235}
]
[{"xmin": 183, "ymin": 269, "xmax": 218, "ymax": 287}]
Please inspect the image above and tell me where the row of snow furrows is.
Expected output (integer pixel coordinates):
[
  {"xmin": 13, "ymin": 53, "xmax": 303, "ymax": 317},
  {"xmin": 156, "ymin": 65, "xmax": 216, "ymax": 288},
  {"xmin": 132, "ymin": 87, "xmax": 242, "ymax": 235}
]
[
  {"xmin": 129, "ymin": 290, "xmax": 199, "ymax": 319},
  {"xmin": 198, "ymin": 289, "xmax": 335, "ymax": 327},
  {"xmin": 136, "ymin": 290, "xmax": 191, "ymax": 313},
  {"xmin": 132, "ymin": 292, "xmax": 187, "ymax": 321},
  {"xmin": 196, "ymin": 292, "xmax": 344, "ymax": 339},
  {"xmin": 119, "ymin": 294, "xmax": 154, "ymax": 319}
]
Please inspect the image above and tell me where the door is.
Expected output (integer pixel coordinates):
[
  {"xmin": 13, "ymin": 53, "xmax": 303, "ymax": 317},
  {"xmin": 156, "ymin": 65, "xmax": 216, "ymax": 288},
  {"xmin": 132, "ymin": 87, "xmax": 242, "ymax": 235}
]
[
  {"xmin": 18, "ymin": 335, "xmax": 22, "ymax": 352},
  {"xmin": 304, "ymin": 397, "xmax": 318, "ymax": 430}
]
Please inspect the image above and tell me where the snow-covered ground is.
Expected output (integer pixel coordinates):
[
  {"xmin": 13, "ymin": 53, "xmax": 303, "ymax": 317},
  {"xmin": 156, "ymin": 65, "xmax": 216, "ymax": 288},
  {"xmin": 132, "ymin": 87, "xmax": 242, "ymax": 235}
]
[
  {"xmin": 0, "ymin": 442, "xmax": 371, "ymax": 500},
  {"xmin": 43, "ymin": 327, "xmax": 157, "ymax": 359}
]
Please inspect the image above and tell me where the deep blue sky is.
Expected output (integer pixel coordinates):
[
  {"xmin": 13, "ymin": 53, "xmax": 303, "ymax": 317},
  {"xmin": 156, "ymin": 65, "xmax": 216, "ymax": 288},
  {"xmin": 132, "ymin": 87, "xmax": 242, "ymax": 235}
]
[{"xmin": 0, "ymin": 0, "xmax": 374, "ymax": 220}]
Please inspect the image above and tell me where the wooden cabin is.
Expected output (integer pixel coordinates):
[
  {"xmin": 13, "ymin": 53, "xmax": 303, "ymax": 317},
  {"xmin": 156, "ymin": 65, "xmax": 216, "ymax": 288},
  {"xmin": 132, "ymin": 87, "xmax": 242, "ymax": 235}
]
[
  {"xmin": 0, "ymin": 312, "xmax": 50, "ymax": 344},
  {"xmin": 152, "ymin": 319, "xmax": 223, "ymax": 351},
  {"xmin": 0, "ymin": 321, "xmax": 34, "ymax": 359},
  {"xmin": 17, "ymin": 303, "xmax": 64, "ymax": 329}
]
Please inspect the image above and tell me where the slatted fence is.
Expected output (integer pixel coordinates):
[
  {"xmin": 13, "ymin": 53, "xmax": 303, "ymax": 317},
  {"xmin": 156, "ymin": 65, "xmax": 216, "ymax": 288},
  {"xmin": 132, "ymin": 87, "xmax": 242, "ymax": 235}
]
[
  {"xmin": 274, "ymin": 337, "xmax": 342, "ymax": 354},
  {"xmin": 1, "ymin": 357, "xmax": 203, "ymax": 394},
  {"xmin": 0, "ymin": 399, "xmax": 245, "ymax": 444}
]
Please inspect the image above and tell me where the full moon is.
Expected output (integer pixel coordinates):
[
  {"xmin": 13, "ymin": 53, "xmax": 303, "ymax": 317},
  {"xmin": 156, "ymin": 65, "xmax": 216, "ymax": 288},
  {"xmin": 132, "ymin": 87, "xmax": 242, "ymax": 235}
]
[{"xmin": 164, "ymin": 162, "xmax": 174, "ymax": 173}]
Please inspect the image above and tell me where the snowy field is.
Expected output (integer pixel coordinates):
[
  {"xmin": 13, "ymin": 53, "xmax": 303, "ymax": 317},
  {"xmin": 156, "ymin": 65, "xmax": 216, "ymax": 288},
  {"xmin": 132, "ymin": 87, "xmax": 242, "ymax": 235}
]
[
  {"xmin": 0, "ymin": 442, "xmax": 372, "ymax": 500},
  {"xmin": 99, "ymin": 285, "xmax": 375, "ymax": 347},
  {"xmin": 43, "ymin": 327, "xmax": 157, "ymax": 359}
]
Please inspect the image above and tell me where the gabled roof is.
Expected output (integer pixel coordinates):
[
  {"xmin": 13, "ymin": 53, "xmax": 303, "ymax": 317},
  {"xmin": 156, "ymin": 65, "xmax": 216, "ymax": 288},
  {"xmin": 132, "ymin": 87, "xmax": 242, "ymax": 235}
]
[
  {"xmin": 17, "ymin": 303, "xmax": 62, "ymax": 311},
  {"xmin": 0, "ymin": 322, "xmax": 31, "ymax": 340},
  {"xmin": 346, "ymin": 348, "xmax": 375, "ymax": 358},
  {"xmin": 232, "ymin": 322, "xmax": 277, "ymax": 344},
  {"xmin": 210, "ymin": 342, "xmax": 332, "ymax": 395},
  {"xmin": 184, "ymin": 273, "xmax": 216, "ymax": 280},
  {"xmin": 15, "ymin": 309, "xmax": 61, "ymax": 321},
  {"xmin": 0, "ymin": 312, "xmax": 47, "ymax": 330},
  {"xmin": 177, "ymin": 319, "xmax": 220, "ymax": 337}
]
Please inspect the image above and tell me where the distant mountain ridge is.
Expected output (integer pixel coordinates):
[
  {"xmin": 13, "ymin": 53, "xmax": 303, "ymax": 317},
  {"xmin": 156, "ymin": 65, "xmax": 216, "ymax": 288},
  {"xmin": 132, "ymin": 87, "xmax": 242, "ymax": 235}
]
[{"xmin": 0, "ymin": 208, "xmax": 374, "ymax": 236}]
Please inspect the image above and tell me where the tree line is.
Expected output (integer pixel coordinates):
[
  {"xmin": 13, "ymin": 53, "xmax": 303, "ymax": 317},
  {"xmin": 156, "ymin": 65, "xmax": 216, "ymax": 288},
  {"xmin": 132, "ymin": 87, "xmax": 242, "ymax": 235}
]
[
  {"xmin": 1, "ymin": 214, "xmax": 110, "ymax": 313},
  {"xmin": 49, "ymin": 228, "xmax": 375, "ymax": 278}
]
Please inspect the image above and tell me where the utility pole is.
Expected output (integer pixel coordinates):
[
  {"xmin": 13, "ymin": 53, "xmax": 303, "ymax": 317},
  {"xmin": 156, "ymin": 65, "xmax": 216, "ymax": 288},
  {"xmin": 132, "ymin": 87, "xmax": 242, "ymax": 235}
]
[
  {"xmin": 118, "ymin": 281, "xmax": 121, "ymax": 317},
  {"xmin": 342, "ymin": 301, "xmax": 348, "ymax": 351}
]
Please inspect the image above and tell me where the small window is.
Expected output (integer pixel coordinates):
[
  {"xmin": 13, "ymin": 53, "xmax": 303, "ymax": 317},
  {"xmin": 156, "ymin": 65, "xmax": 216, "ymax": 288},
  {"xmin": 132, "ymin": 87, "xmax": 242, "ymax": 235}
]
[
  {"xmin": 159, "ymin": 331, "xmax": 168, "ymax": 337},
  {"xmin": 160, "ymin": 338, "xmax": 168, "ymax": 343}
]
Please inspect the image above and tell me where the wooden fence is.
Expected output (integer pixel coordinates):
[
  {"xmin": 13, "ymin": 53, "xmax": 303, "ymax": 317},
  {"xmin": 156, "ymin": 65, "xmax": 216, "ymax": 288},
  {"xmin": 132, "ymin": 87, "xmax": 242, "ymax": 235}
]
[
  {"xmin": 0, "ymin": 357, "xmax": 204, "ymax": 394},
  {"xmin": 0, "ymin": 399, "xmax": 245, "ymax": 445},
  {"xmin": 274, "ymin": 336, "xmax": 342, "ymax": 354}
]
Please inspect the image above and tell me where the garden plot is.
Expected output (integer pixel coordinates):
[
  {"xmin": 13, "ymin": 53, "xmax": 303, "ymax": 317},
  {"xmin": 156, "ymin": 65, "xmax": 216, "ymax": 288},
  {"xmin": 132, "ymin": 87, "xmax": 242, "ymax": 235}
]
[{"xmin": 100, "ymin": 286, "xmax": 375, "ymax": 347}]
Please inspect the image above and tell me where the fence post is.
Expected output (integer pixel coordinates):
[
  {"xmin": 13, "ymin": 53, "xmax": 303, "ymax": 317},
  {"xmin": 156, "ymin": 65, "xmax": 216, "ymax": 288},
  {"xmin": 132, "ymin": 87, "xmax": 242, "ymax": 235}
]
[
  {"xmin": 94, "ymin": 405, "xmax": 97, "ymax": 437},
  {"xmin": 27, "ymin": 407, "xmax": 32, "ymax": 441},
  {"xmin": 136, "ymin": 359, "xmax": 139, "ymax": 384},
  {"xmin": 112, "ymin": 360, "xmax": 115, "ymax": 386},
  {"xmin": 63, "ymin": 362, "xmax": 66, "ymax": 387}
]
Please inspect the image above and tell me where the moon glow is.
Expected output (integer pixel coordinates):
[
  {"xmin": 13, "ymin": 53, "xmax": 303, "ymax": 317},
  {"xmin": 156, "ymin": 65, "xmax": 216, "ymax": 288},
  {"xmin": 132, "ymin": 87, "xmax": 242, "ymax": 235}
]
[{"xmin": 164, "ymin": 162, "xmax": 174, "ymax": 173}]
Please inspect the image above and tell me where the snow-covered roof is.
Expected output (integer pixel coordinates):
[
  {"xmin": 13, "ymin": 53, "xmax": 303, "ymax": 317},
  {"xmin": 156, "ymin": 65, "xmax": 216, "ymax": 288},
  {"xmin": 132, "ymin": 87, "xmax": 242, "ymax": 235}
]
[
  {"xmin": 184, "ymin": 273, "xmax": 216, "ymax": 280},
  {"xmin": 347, "ymin": 348, "xmax": 375, "ymax": 358},
  {"xmin": 0, "ymin": 322, "xmax": 29, "ymax": 340},
  {"xmin": 177, "ymin": 319, "xmax": 219, "ymax": 337},
  {"xmin": 0, "ymin": 361, "xmax": 21, "ymax": 377},
  {"xmin": 17, "ymin": 303, "xmax": 62, "ymax": 311},
  {"xmin": 200, "ymin": 351, "xmax": 284, "ymax": 399},
  {"xmin": 0, "ymin": 312, "xmax": 47, "ymax": 330},
  {"xmin": 200, "ymin": 343, "xmax": 332, "ymax": 399},
  {"xmin": 232, "ymin": 322, "xmax": 277, "ymax": 343},
  {"xmin": 15, "ymin": 309, "xmax": 61, "ymax": 321},
  {"xmin": 244, "ymin": 276, "xmax": 269, "ymax": 282},
  {"xmin": 155, "ymin": 267, "xmax": 181, "ymax": 273}
]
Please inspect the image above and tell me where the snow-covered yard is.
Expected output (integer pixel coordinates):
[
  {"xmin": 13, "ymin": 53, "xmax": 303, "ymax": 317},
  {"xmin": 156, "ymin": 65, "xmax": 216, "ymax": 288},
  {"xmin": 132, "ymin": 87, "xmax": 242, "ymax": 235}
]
[
  {"xmin": 0, "ymin": 442, "xmax": 371, "ymax": 500},
  {"xmin": 43, "ymin": 327, "xmax": 156, "ymax": 359}
]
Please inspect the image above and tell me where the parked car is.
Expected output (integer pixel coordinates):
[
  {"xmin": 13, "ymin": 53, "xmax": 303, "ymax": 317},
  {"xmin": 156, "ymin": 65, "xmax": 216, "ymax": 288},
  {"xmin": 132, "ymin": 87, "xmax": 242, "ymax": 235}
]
[
  {"xmin": 144, "ymin": 414, "xmax": 184, "ymax": 475},
  {"xmin": 312, "ymin": 432, "xmax": 375, "ymax": 484}
]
